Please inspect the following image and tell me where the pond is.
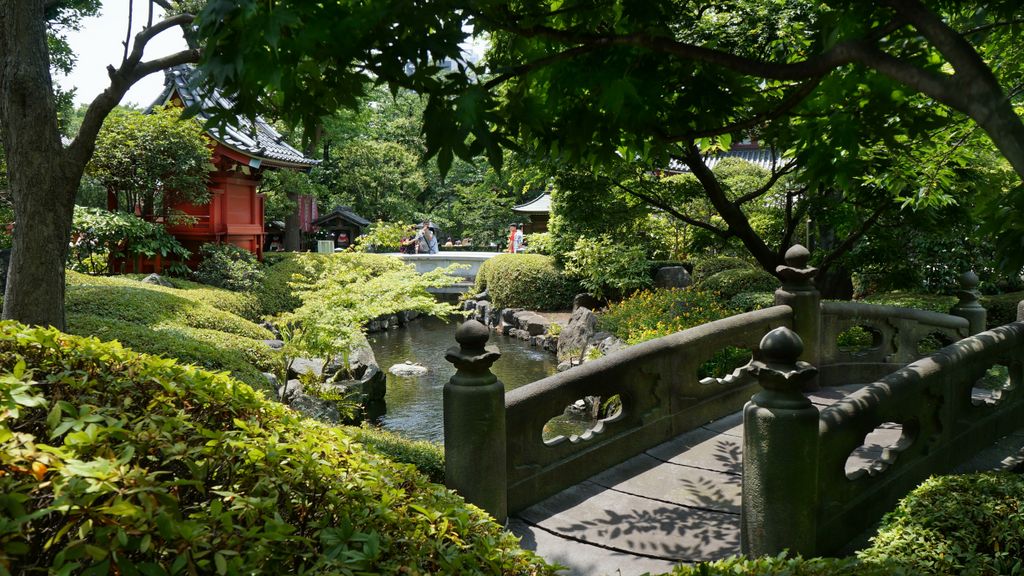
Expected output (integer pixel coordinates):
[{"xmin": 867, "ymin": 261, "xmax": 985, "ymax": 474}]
[{"xmin": 368, "ymin": 315, "xmax": 558, "ymax": 443}]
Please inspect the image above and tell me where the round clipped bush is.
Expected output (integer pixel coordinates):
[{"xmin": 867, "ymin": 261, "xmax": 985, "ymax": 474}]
[
  {"xmin": 691, "ymin": 256, "xmax": 754, "ymax": 283},
  {"xmin": 0, "ymin": 322, "xmax": 556, "ymax": 575},
  {"xmin": 728, "ymin": 291, "xmax": 776, "ymax": 312},
  {"xmin": 473, "ymin": 254, "xmax": 579, "ymax": 310},
  {"xmin": 700, "ymin": 267, "xmax": 780, "ymax": 301}
]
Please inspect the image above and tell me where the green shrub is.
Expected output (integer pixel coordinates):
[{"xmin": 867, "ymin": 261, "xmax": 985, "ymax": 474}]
[
  {"xmin": 66, "ymin": 273, "xmax": 270, "ymax": 340},
  {"xmin": 700, "ymin": 267, "xmax": 780, "ymax": 301},
  {"xmin": 353, "ymin": 221, "xmax": 410, "ymax": 253},
  {"xmin": 564, "ymin": 236, "xmax": 652, "ymax": 299},
  {"xmin": 728, "ymin": 291, "xmax": 776, "ymax": 312},
  {"xmin": 348, "ymin": 424, "xmax": 445, "ymax": 484},
  {"xmin": 66, "ymin": 314, "xmax": 274, "ymax": 391},
  {"xmin": 0, "ymin": 322, "xmax": 556, "ymax": 575},
  {"xmin": 981, "ymin": 291, "xmax": 1024, "ymax": 328},
  {"xmin": 858, "ymin": 472, "xmax": 1024, "ymax": 575},
  {"xmin": 193, "ymin": 242, "xmax": 266, "ymax": 292},
  {"xmin": 691, "ymin": 255, "xmax": 754, "ymax": 283},
  {"xmin": 860, "ymin": 292, "xmax": 956, "ymax": 314},
  {"xmin": 69, "ymin": 206, "xmax": 191, "ymax": 276},
  {"xmin": 255, "ymin": 252, "xmax": 331, "ymax": 316},
  {"xmin": 65, "ymin": 271, "xmax": 277, "ymax": 390},
  {"xmin": 473, "ymin": 254, "xmax": 580, "ymax": 310},
  {"xmin": 668, "ymin": 553, "xmax": 901, "ymax": 575},
  {"xmin": 524, "ymin": 231, "xmax": 553, "ymax": 255}
]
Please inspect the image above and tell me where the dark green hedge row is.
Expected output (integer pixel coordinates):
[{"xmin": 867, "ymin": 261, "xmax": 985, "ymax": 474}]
[
  {"xmin": 473, "ymin": 254, "xmax": 579, "ymax": 310},
  {"xmin": 691, "ymin": 256, "xmax": 754, "ymax": 283},
  {"xmin": 0, "ymin": 322, "xmax": 556, "ymax": 575}
]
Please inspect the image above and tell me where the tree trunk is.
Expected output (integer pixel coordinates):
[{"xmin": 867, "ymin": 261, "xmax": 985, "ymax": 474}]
[
  {"xmin": 284, "ymin": 192, "xmax": 302, "ymax": 251},
  {"xmin": 0, "ymin": 0, "xmax": 81, "ymax": 330}
]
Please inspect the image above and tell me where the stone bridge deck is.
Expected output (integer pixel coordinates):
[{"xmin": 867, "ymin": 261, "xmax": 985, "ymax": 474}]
[{"xmin": 509, "ymin": 384, "xmax": 1024, "ymax": 576}]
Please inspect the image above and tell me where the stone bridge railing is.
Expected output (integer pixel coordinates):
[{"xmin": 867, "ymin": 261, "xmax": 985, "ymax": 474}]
[{"xmin": 442, "ymin": 244, "xmax": 1023, "ymax": 557}]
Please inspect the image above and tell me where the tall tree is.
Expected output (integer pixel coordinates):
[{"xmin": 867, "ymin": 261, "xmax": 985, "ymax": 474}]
[{"xmin": 0, "ymin": 0, "xmax": 198, "ymax": 329}]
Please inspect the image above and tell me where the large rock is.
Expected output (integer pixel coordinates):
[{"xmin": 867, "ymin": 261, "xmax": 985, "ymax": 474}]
[
  {"xmin": 501, "ymin": 307, "xmax": 522, "ymax": 326},
  {"xmin": 475, "ymin": 300, "xmax": 491, "ymax": 324},
  {"xmin": 389, "ymin": 361, "xmax": 429, "ymax": 376},
  {"xmin": 277, "ymin": 379, "xmax": 342, "ymax": 423},
  {"xmin": 654, "ymin": 266, "xmax": 692, "ymax": 289},
  {"xmin": 141, "ymin": 273, "xmax": 174, "ymax": 287},
  {"xmin": 558, "ymin": 306, "xmax": 598, "ymax": 363}
]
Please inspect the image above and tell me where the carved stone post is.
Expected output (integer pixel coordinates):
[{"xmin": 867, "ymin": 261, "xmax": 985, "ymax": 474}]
[
  {"xmin": 741, "ymin": 326, "xmax": 820, "ymax": 557},
  {"xmin": 950, "ymin": 271, "xmax": 987, "ymax": 335},
  {"xmin": 774, "ymin": 244, "xmax": 821, "ymax": 390},
  {"xmin": 444, "ymin": 319, "xmax": 507, "ymax": 522}
]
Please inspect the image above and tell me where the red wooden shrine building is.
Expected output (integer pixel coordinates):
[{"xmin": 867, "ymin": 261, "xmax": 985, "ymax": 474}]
[{"xmin": 110, "ymin": 65, "xmax": 317, "ymax": 271}]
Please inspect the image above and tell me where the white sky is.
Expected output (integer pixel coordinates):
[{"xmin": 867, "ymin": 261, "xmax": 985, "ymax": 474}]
[{"xmin": 56, "ymin": 1, "xmax": 188, "ymax": 108}]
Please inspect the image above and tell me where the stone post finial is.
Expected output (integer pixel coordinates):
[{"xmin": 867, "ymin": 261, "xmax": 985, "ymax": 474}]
[
  {"xmin": 950, "ymin": 270, "xmax": 986, "ymax": 335},
  {"xmin": 742, "ymin": 326, "xmax": 820, "ymax": 557},
  {"xmin": 444, "ymin": 319, "xmax": 507, "ymax": 522},
  {"xmin": 776, "ymin": 244, "xmax": 818, "ymax": 288},
  {"xmin": 446, "ymin": 319, "xmax": 501, "ymax": 380}
]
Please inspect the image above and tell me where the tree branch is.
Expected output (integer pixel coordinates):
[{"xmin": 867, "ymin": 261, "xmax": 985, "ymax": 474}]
[
  {"xmin": 607, "ymin": 178, "xmax": 730, "ymax": 238},
  {"xmin": 483, "ymin": 44, "xmax": 601, "ymax": 90},
  {"xmin": 818, "ymin": 201, "xmax": 891, "ymax": 272},
  {"xmin": 733, "ymin": 158, "xmax": 797, "ymax": 207}
]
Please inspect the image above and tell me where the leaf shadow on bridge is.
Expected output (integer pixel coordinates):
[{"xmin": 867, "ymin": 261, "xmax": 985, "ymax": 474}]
[{"xmin": 524, "ymin": 436, "xmax": 746, "ymax": 562}]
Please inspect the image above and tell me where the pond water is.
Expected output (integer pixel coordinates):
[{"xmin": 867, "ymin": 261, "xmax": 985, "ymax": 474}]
[{"xmin": 367, "ymin": 315, "xmax": 558, "ymax": 443}]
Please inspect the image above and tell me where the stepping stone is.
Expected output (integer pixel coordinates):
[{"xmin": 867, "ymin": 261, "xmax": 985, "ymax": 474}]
[
  {"xmin": 647, "ymin": 428, "xmax": 742, "ymax": 476},
  {"xmin": 589, "ymin": 453, "xmax": 741, "ymax": 514},
  {"xmin": 516, "ymin": 480, "xmax": 740, "ymax": 562},
  {"xmin": 508, "ymin": 518, "xmax": 681, "ymax": 576}
]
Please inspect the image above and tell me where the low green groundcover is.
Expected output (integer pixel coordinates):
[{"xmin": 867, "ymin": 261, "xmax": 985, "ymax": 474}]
[{"xmin": 0, "ymin": 322, "xmax": 556, "ymax": 575}]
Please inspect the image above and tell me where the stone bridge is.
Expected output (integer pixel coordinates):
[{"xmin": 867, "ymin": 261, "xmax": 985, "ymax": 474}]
[
  {"xmin": 392, "ymin": 252, "xmax": 502, "ymax": 294},
  {"xmin": 441, "ymin": 245, "xmax": 1024, "ymax": 574}
]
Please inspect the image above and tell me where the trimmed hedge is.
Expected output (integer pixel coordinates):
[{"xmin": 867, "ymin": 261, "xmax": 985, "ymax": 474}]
[
  {"xmin": 728, "ymin": 291, "xmax": 776, "ymax": 312},
  {"xmin": 88, "ymin": 273, "xmax": 262, "ymax": 322},
  {"xmin": 349, "ymin": 424, "xmax": 445, "ymax": 484},
  {"xmin": 691, "ymin": 256, "xmax": 754, "ymax": 283},
  {"xmin": 0, "ymin": 322, "xmax": 557, "ymax": 575},
  {"xmin": 860, "ymin": 291, "xmax": 956, "ymax": 315},
  {"xmin": 473, "ymin": 254, "xmax": 579, "ymax": 310},
  {"xmin": 981, "ymin": 291, "xmax": 1024, "ymax": 328},
  {"xmin": 65, "ymin": 271, "xmax": 278, "ymax": 390},
  {"xmin": 699, "ymin": 267, "xmax": 780, "ymax": 301}
]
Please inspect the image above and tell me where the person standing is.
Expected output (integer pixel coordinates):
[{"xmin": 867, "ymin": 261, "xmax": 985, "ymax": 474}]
[
  {"xmin": 415, "ymin": 220, "xmax": 439, "ymax": 254},
  {"xmin": 513, "ymin": 223, "xmax": 524, "ymax": 253},
  {"xmin": 506, "ymin": 223, "xmax": 517, "ymax": 253}
]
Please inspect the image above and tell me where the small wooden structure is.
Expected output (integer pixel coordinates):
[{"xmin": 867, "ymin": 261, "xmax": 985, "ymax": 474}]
[
  {"xmin": 312, "ymin": 206, "xmax": 370, "ymax": 249},
  {"xmin": 512, "ymin": 193, "xmax": 551, "ymax": 234},
  {"xmin": 110, "ymin": 65, "xmax": 318, "ymax": 272}
]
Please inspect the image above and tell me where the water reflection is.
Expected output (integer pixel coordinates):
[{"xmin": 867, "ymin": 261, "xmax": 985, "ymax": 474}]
[{"xmin": 368, "ymin": 315, "xmax": 557, "ymax": 443}]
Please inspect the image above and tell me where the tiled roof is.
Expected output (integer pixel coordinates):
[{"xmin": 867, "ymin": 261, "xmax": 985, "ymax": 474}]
[
  {"xmin": 153, "ymin": 65, "xmax": 318, "ymax": 170},
  {"xmin": 312, "ymin": 206, "xmax": 371, "ymax": 228},
  {"xmin": 512, "ymin": 193, "xmax": 551, "ymax": 214},
  {"xmin": 667, "ymin": 148, "xmax": 783, "ymax": 173}
]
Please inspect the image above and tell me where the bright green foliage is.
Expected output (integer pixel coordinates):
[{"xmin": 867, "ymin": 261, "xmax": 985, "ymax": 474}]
[
  {"xmin": 524, "ymin": 232, "xmax": 553, "ymax": 255},
  {"xmin": 598, "ymin": 288, "xmax": 735, "ymax": 346},
  {"xmin": 284, "ymin": 253, "xmax": 460, "ymax": 365},
  {"xmin": 64, "ymin": 271, "xmax": 276, "ymax": 389},
  {"xmin": 860, "ymin": 293, "xmax": 956, "ymax": 315},
  {"xmin": 193, "ymin": 243, "xmax": 266, "ymax": 292},
  {"xmin": 69, "ymin": 206, "xmax": 191, "ymax": 276},
  {"xmin": 699, "ymin": 268, "xmax": 781, "ymax": 302},
  {"xmin": 79, "ymin": 273, "xmax": 262, "ymax": 323},
  {"xmin": 252, "ymin": 253, "xmax": 331, "ymax": 317},
  {"xmin": 728, "ymin": 291, "xmax": 776, "ymax": 312},
  {"xmin": 0, "ymin": 322, "xmax": 557, "ymax": 575},
  {"xmin": 319, "ymin": 140, "xmax": 427, "ymax": 222},
  {"xmin": 349, "ymin": 424, "xmax": 445, "ymax": 484},
  {"xmin": 691, "ymin": 256, "xmax": 755, "ymax": 284},
  {"xmin": 473, "ymin": 254, "xmax": 580, "ymax": 310},
  {"xmin": 352, "ymin": 221, "xmax": 411, "ymax": 253},
  {"xmin": 597, "ymin": 288, "xmax": 749, "ymax": 378},
  {"xmin": 668, "ymin": 553, "xmax": 903, "ymax": 576},
  {"xmin": 86, "ymin": 105, "xmax": 212, "ymax": 218},
  {"xmin": 564, "ymin": 236, "xmax": 653, "ymax": 299},
  {"xmin": 858, "ymin": 473, "xmax": 1024, "ymax": 575}
]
